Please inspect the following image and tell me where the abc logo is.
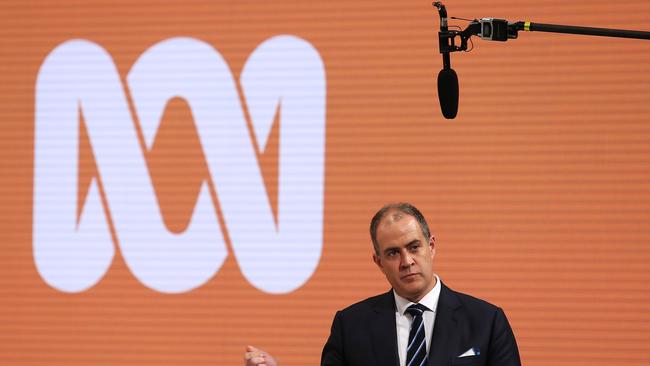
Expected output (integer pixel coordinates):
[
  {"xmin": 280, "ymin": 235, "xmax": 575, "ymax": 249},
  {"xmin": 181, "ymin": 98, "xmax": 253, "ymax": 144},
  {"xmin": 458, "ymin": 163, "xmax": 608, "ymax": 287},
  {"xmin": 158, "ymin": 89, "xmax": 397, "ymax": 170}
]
[{"xmin": 33, "ymin": 36, "xmax": 326, "ymax": 294}]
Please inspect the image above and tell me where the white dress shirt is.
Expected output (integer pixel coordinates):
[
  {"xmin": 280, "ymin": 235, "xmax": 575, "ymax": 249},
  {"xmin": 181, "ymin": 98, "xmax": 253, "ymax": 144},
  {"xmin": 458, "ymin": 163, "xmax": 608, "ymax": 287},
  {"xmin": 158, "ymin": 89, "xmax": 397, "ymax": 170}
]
[{"xmin": 393, "ymin": 274, "xmax": 441, "ymax": 366}]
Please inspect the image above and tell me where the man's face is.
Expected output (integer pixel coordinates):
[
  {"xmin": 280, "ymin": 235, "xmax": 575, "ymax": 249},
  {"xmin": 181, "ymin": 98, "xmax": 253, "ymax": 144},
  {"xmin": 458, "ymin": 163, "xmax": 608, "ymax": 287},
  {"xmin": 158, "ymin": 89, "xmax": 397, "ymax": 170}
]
[{"xmin": 372, "ymin": 212, "xmax": 436, "ymax": 302}]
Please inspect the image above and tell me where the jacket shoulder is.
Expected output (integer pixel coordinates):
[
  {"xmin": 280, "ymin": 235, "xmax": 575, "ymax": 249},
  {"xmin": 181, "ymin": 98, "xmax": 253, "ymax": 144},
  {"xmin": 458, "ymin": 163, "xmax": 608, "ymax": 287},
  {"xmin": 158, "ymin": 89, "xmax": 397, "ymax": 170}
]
[
  {"xmin": 442, "ymin": 284, "xmax": 505, "ymax": 324},
  {"xmin": 449, "ymin": 287, "xmax": 500, "ymax": 311},
  {"xmin": 337, "ymin": 291, "xmax": 393, "ymax": 316}
]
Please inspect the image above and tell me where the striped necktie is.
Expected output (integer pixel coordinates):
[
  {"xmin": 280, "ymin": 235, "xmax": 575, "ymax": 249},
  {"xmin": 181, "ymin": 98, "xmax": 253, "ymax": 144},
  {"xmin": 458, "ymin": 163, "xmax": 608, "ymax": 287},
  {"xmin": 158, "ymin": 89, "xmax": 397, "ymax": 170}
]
[{"xmin": 405, "ymin": 303, "xmax": 429, "ymax": 366}]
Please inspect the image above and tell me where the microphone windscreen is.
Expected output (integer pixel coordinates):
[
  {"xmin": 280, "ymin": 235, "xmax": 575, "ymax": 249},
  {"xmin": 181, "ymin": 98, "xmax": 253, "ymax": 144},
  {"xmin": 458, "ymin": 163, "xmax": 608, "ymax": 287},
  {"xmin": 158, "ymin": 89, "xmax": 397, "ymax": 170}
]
[{"xmin": 437, "ymin": 68, "xmax": 459, "ymax": 119}]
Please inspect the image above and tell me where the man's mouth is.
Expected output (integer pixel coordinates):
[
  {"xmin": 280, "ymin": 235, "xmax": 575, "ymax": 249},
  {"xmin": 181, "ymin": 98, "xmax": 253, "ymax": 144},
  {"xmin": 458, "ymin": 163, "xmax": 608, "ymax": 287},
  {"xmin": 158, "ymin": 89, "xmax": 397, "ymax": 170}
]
[{"xmin": 401, "ymin": 273, "xmax": 420, "ymax": 280}]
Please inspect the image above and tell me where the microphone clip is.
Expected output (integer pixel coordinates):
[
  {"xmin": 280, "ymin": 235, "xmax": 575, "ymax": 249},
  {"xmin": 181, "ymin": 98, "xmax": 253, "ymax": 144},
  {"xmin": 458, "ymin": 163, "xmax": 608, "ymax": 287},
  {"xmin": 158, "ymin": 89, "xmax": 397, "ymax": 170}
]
[
  {"xmin": 433, "ymin": 2, "xmax": 519, "ymax": 54},
  {"xmin": 433, "ymin": 2, "xmax": 474, "ymax": 54}
]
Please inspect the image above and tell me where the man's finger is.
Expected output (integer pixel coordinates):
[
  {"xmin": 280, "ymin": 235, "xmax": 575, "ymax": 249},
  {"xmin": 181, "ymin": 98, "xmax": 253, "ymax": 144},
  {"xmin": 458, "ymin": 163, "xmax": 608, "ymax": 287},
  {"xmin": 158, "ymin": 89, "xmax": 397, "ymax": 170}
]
[
  {"xmin": 245, "ymin": 356, "xmax": 267, "ymax": 366},
  {"xmin": 245, "ymin": 353, "xmax": 266, "ymax": 360},
  {"xmin": 246, "ymin": 345, "xmax": 259, "ymax": 353}
]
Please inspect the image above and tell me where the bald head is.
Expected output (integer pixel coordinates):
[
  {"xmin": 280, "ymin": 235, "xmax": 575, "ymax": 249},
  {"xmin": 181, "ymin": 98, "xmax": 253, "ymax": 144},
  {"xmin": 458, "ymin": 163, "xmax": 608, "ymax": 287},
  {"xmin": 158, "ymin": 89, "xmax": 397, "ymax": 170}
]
[{"xmin": 369, "ymin": 203, "xmax": 431, "ymax": 255}]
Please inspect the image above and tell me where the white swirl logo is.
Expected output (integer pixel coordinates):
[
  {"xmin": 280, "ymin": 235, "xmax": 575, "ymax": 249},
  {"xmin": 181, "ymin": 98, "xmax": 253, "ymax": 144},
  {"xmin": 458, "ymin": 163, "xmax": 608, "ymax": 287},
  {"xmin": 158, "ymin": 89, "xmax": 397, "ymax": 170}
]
[{"xmin": 33, "ymin": 36, "xmax": 326, "ymax": 294}]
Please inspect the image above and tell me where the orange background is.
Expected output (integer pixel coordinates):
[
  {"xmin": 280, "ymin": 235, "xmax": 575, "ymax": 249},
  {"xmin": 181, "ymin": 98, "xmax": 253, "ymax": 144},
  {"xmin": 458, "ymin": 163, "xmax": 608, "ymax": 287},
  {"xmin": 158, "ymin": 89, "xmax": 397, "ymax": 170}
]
[{"xmin": 2, "ymin": 0, "xmax": 650, "ymax": 365}]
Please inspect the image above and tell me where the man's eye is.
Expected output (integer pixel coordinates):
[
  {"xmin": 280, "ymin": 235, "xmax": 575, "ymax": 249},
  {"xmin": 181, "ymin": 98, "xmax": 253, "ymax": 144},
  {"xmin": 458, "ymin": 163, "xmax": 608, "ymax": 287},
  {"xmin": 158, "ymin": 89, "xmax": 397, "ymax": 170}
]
[
  {"xmin": 409, "ymin": 245, "xmax": 420, "ymax": 252},
  {"xmin": 386, "ymin": 251, "xmax": 397, "ymax": 257}
]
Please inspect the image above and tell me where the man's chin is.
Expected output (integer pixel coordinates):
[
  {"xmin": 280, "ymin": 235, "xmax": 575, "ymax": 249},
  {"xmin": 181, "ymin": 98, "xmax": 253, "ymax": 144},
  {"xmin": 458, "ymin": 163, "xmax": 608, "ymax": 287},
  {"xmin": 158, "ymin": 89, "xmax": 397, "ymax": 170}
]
[
  {"xmin": 395, "ymin": 288, "xmax": 424, "ymax": 302},
  {"xmin": 395, "ymin": 282, "xmax": 424, "ymax": 297}
]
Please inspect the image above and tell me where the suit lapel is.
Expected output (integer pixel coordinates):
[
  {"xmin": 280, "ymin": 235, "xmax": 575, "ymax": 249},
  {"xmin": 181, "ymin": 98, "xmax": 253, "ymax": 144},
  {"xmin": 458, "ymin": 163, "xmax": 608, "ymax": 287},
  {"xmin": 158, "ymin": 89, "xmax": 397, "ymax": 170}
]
[
  {"xmin": 428, "ymin": 284, "xmax": 462, "ymax": 366},
  {"xmin": 370, "ymin": 290, "xmax": 400, "ymax": 366}
]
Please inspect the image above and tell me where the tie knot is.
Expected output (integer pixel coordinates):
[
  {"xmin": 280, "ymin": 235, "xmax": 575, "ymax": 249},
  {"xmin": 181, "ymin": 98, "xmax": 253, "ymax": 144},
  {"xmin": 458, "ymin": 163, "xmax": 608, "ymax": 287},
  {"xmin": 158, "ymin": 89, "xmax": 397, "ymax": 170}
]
[{"xmin": 405, "ymin": 303, "xmax": 429, "ymax": 317}]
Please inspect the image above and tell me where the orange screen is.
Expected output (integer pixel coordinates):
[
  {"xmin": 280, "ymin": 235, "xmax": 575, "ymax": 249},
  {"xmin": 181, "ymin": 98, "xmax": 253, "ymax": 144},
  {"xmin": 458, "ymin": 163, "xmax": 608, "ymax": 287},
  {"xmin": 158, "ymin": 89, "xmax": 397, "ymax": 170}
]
[{"xmin": 1, "ymin": 1, "xmax": 650, "ymax": 365}]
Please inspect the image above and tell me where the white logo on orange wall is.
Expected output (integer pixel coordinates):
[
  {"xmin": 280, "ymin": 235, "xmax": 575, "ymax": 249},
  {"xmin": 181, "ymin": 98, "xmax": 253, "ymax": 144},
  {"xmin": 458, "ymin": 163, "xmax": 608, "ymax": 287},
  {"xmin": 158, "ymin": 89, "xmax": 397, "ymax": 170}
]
[{"xmin": 33, "ymin": 36, "xmax": 326, "ymax": 294}]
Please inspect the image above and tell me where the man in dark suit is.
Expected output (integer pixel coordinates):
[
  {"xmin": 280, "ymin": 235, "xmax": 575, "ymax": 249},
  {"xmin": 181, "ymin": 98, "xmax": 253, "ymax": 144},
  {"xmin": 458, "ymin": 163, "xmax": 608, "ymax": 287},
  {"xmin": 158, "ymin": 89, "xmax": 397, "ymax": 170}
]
[{"xmin": 245, "ymin": 203, "xmax": 521, "ymax": 366}]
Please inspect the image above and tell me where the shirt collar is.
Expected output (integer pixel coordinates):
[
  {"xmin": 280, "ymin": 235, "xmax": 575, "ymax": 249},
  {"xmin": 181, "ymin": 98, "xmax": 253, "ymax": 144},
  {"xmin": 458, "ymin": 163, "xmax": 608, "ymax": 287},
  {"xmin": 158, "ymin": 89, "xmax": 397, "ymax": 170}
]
[{"xmin": 393, "ymin": 274, "xmax": 441, "ymax": 315}]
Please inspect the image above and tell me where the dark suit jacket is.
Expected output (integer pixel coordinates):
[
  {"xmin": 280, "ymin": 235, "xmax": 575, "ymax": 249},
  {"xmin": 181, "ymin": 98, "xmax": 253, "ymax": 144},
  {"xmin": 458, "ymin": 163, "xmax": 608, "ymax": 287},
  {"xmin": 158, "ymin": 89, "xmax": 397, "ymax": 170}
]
[{"xmin": 321, "ymin": 283, "xmax": 521, "ymax": 366}]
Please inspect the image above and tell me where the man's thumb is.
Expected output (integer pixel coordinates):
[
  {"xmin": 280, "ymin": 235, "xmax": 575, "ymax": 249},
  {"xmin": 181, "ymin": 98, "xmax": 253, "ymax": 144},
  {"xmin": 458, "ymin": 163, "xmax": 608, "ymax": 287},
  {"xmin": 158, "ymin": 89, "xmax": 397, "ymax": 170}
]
[{"xmin": 246, "ymin": 345, "xmax": 258, "ymax": 352}]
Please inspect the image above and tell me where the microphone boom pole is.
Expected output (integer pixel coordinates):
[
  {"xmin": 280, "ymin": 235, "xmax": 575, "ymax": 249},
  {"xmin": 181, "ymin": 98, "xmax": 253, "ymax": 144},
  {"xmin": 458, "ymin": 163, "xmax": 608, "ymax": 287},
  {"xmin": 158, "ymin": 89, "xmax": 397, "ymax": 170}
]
[
  {"xmin": 431, "ymin": 1, "xmax": 650, "ymax": 119},
  {"xmin": 516, "ymin": 21, "xmax": 650, "ymax": 40}
]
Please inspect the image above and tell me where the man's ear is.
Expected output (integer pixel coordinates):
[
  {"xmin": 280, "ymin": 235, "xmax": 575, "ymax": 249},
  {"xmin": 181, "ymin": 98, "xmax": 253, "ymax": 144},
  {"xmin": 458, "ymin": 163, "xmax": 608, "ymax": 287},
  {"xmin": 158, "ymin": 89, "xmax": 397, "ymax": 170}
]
[
  {"xmin": 373, "ymin": 253, "xmax": 384, "ymax": 272},
  {"xmin": 429, "ymin": 236, "xmax": 436, "ymax": 256}
]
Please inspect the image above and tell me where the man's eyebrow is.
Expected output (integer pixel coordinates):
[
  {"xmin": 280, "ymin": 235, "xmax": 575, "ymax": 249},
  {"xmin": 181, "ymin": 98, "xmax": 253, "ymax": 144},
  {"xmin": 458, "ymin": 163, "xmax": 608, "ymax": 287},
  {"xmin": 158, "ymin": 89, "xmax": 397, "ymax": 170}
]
[
  {"xmin": 383, "ymin": 240, "xmax": 421, "ymax": 254},
  {"xmin": 382, "ymin": 246, "xmax": 399, "ymax": 254}
]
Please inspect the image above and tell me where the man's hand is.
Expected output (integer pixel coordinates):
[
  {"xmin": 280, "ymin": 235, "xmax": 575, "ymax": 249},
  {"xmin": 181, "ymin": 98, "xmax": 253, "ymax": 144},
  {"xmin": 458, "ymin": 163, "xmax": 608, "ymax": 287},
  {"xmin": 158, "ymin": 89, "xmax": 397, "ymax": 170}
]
[{"xmin": 244, "ymin": 345, "xmax": 278, "ymax": 366}]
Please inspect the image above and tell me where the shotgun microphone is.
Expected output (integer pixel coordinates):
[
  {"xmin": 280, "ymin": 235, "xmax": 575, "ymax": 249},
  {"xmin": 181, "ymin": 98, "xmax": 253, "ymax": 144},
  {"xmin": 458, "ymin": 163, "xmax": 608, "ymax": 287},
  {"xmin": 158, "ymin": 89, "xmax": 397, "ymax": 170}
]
[
  {"xmin": 437, "ymin": 67, "xmax": 458, "ymax": 119},
  {"xmin": 434, "ymin": 2, "xmax": 459, "ymax": 119}
]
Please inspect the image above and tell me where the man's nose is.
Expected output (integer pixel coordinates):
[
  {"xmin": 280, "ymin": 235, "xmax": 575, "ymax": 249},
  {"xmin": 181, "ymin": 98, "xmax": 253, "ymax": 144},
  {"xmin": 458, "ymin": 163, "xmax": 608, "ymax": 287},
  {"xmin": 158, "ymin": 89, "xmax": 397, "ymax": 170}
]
[{"xmin": 399, "ymin": 251, "xmax": 414, "ymax": 268}]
